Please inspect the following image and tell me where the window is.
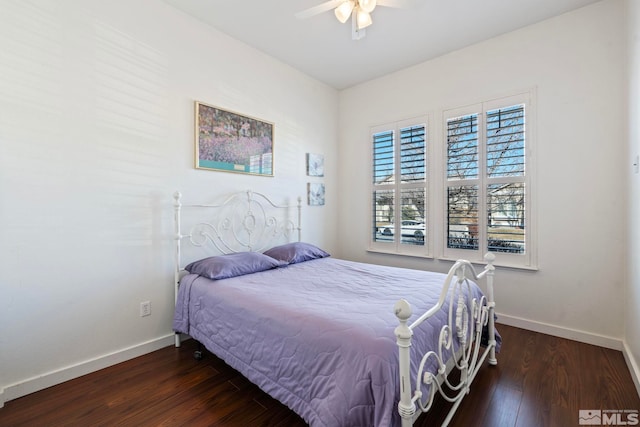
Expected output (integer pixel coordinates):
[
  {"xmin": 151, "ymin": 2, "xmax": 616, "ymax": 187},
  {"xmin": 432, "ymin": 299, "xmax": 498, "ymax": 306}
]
[
  {"xmin": 370, "ymin": 118, "xmax": 429, "ymax": 256},
  {"xmin": 444, "ymin": 93, "xmax": 534, "ymax": 267},
  {"xmin": 368, "ymin": 92, "xmax": 535, "ymax": 268}
]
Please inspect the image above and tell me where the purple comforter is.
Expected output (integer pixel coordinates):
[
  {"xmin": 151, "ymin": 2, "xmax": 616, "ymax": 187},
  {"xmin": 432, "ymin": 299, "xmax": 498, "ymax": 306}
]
[{"xmin": 173, "ymin": 257, "xmax": 492, "ymax": 427}]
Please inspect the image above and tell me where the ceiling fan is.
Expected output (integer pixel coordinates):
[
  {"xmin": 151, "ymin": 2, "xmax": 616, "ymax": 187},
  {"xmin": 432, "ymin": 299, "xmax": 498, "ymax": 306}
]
[{"xmin": 296, "ymin": 0, "xmax": 417, "ymax": 40}]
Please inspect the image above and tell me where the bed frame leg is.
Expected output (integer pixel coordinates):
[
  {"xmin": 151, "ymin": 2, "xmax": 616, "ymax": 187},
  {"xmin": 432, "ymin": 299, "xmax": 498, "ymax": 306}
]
[
  {"xmin": 484, "ymin": 253, "xmax": 498, "ymax": 366},
  {"xmin": 488, "ymin": 305, "xmax": 498, "ymax": 366},
  {"xmin": 489, "ymin": 349, "xmax": 497, "ymax": 365},
  {"xmin": 394, "ymin": 300, "xmax": 416, "ymax": 426},
  {"xmin": 194, "ymin": 341, "xmax": 204, "ymax": 360}
]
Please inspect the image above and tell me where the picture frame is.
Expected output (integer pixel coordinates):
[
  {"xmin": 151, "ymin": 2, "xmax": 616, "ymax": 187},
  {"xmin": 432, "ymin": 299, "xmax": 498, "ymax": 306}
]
[
  {"xmin": 195, "ymin": 101, "xmax": 274, "ymax": 176},
  {"xmin": 306, "ymin": 153, "xmax": 324, "ymax": 177},
  {"xmin": 307, "ymin": 183, "xmax": 325, "ymax": 206}
]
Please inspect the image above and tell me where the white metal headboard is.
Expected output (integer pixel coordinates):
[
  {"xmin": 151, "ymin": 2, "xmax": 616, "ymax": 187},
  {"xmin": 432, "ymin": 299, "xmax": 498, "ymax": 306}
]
[{"xmin": 173, "ymin": 190, "xmax": 302, "ymax": 347}]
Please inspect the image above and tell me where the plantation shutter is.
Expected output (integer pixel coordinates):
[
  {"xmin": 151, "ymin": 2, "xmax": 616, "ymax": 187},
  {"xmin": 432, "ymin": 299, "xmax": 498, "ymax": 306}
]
[
  {"xmin": 486, "ymin": 104, "xmax": 526, "ymax": 253},
  {"xmin": 373, "ymin": 130, "xmax": 394, "ymax": 185},
  {"xmin": 400, "ymin": 125, "xmax": 425, "ymax": 182},
  {"xmin": 445, "ymin": 102, "xmax": 527, "ymax": 257},
  {"xmin": 370, "ymin": 120, "xmax": 428, "ymax": 254},
  {"xmin": 486, "ymin": 105, "xmax": 525, "ymax": 178}
]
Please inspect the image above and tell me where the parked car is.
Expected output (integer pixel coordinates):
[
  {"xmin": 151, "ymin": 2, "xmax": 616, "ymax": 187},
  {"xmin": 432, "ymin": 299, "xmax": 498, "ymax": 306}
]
[
  {"xmin": 379, "ymin": 220, "xmax": 425, "ymax": 241},
  {"xmin": 449, "ymin": 224, "xmax": 470, "ymax": 238}
]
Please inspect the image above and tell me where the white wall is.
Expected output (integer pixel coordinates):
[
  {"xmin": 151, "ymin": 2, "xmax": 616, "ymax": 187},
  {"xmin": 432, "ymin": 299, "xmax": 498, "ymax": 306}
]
[
  {"xmin": 0, "ymin": 0, "xmax": 338, "ymax": 403},
  {"xmin": 625, "ymin": 0, "xmax": 640, "ymax": 395},
  {"xmin": 337, "ymin": 0, "xmax": 627, "ymax": 346}
]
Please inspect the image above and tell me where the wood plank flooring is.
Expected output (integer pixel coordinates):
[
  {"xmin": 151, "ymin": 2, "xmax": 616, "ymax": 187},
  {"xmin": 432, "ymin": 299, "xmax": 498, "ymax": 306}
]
[{"xmin": 1, "ymin": 324, "xmax": 638, "ymax": 427}]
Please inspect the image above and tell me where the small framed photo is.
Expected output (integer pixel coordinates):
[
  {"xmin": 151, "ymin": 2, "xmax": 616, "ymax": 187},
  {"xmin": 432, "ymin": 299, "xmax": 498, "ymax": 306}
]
[
  {"xmin": 307, "ymin": 183, "xmax": 325, "ymax": 206},
  {"xmin": 195, "ymin": 101, "xmax": 274, "ymax": 176},
  {"xmin": 306, "ymin": 153, "xmax": 324, "ymax": 177}
]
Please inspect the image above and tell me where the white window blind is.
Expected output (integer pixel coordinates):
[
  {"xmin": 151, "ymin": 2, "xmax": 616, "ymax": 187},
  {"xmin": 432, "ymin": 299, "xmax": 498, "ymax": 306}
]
[
  {"xmin": 370, "ymin": 119, "xmax": 428, "ymax": 256},
  {"xmin": 444, "ymin": 93, "xmax": 533, "ymax": 268}
]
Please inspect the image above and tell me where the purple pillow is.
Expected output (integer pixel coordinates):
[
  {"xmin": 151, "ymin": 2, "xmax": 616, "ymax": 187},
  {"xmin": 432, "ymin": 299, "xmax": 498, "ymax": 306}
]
[
  {"xmin": 185, "ymin": 252, "xmax": 286, "ymax": 280},
  {"xmin": 263, "ymin": 242, "xmax": 330, "ymax": 264}
]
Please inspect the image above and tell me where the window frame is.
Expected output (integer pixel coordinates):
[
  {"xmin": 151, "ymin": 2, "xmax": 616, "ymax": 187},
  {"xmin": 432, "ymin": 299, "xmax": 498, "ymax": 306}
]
[
  {"xmin": 366, "ymin": 90, "xmax": 536, "ymax": 270},
  {"xmin": 369, "ymin": 116, "xmax": 432, "ymax": 258},
  {"xmin": 442, "ymin": 92, "xmax": 536, "ymax": 269}
]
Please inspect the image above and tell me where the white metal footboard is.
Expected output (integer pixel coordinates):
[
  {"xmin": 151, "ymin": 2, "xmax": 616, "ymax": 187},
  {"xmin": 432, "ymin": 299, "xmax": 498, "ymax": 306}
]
[{"xmin": 394, "ymin": 253, "xmax": 497, "ymax": 427}]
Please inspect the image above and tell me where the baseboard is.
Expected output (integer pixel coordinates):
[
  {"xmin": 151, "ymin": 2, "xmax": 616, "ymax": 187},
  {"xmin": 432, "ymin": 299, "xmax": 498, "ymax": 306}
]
[
  {"xmin": 623, "ymin": 340, "xmax": 640, "ymax": 398},
  {"xmin": 1, "ymin": 334, "xmax": 176, "ymax": 407},
  {"xmin": 496, "ymin": 312, "xmax": 623, "ymax": 350}
]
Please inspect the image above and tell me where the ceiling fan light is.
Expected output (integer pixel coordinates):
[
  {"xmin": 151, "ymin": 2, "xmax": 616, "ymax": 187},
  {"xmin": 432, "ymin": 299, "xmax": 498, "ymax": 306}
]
[
  {"xmin": 359, "ymin": 0, "xmax": 377, "ymax": 14},
  {"xmin": 334, "ymin": 1, "xmax": 355, "ymax": 24},
  {"xmin": 356, "ymin": 8, "xmax": 372, "ymax": 30}
]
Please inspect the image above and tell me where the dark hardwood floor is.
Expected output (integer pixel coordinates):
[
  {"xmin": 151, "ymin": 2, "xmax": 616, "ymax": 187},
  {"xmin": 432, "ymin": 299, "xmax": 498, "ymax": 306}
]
[{"xmin": 1, "ymin": 324, "xmax": 638, "ymax": 427}]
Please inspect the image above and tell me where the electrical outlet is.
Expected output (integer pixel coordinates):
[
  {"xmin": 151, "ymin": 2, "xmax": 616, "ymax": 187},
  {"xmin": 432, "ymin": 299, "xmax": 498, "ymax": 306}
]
[{"xmin": 140, "ymin": 301, "xmax": 151, "ymax": 317}]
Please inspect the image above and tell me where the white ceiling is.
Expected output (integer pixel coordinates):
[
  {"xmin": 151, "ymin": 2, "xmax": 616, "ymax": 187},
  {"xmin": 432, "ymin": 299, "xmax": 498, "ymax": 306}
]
[{"xmin": 163, "ymin": 0, "xmax": 601, "ymax": 90}]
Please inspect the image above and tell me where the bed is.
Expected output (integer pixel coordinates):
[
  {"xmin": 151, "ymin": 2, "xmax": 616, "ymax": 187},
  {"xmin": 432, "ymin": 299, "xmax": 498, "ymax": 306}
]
[{"xmin": 172, "ymin": 190, "xmax": 499, "ymax": 427}]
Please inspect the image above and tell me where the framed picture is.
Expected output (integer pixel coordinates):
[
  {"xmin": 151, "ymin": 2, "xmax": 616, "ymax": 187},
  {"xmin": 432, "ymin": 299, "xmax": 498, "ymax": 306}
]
[
  {"xmin": 195, "ymin": 101, "xmax": 274, "ymax": 176},
  {"xmin": 308, "ymin": 183, "xmax": 325, "ymax": 206},
  {"xmin": 306, "ymin": 153, "xmax": 324, "ymax": 177}
]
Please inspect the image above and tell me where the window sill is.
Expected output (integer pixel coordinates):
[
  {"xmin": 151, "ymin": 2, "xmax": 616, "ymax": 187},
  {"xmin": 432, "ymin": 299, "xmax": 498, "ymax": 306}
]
[
  {"xmin": 366, "ymin": 248, "xmax": 538, "ymax": 271},
  {"xmin": 436, "ymin": 256, "xmax": 539, "ymax": 272},
  {"xmin": 366, "ymin": 248, "xmax": 433, "ymax": 260}
]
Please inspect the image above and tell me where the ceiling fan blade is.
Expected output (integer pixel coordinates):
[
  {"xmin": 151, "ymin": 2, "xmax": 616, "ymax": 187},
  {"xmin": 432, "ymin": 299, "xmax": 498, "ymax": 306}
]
[
  {"xmin": 377, "ymin": 0, "xmax": 421, "ymax": 9},
  {"xmin": 295, "ymin": 0, "xmax": 342, "ymax": 19}
]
